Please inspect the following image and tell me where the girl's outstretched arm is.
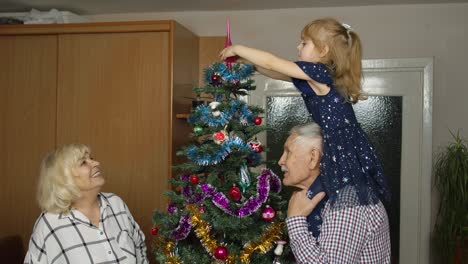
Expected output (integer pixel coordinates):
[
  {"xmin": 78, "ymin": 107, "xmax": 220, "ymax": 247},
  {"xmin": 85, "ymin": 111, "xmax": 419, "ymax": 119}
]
[
  {"xmin": 220, "ymin": 45, "xmax": 310, "ymax": 81},
  {"xmin": 237, "ymin": 57, "xmax": 291, "ymax": 81}
]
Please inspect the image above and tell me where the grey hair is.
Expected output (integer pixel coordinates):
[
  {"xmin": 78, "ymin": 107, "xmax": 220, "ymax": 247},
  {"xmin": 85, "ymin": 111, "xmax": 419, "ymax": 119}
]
[{"xmin": 289, "ymin": 123, "xmax": 323, "ymax": 152}]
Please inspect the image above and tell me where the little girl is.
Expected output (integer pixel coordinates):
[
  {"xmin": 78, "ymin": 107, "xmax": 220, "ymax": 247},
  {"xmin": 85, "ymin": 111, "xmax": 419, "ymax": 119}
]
[
  {"xmin": 220, "ymin": 17, "xmax": 392, "ymax": 262},
  {"xmin": 220, "ymin": 17, "xmax": 390, "ymax": 213}
]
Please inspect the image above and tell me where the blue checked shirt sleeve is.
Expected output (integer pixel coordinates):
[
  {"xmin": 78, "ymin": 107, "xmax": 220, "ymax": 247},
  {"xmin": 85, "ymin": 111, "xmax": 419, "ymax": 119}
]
[{"xmin": 286, "ymin": 205, "xmax": 369, "ymax": 264}]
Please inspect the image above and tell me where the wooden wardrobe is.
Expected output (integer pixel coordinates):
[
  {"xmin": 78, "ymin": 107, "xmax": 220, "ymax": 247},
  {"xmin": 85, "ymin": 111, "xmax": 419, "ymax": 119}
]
[{"xmin": 0, "ymin": 20, "xmax": 198, "ymax": 262}]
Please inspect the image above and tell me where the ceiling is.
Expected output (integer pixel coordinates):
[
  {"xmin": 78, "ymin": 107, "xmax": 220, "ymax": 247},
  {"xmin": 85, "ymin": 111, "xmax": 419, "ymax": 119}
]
[{"xmin": 0, "ymin": 0, "xmax": 467, "ymax": 15}]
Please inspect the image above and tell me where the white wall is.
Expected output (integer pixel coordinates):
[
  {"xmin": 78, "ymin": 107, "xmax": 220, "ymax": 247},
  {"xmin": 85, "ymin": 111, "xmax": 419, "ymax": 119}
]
[
  {"xmin": 87, "ymin": 2, "xmax": 468, "ymax": 241},
  {"xmin": 88, "ymin": 3, "xmax": 468, "ymax": 149}
]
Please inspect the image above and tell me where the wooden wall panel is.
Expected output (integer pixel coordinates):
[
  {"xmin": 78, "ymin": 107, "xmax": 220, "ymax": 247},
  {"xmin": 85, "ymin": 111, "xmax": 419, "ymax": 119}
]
[
  {"xmin": 171, "ymin": 22, "xmax": 198, "ymax": 167},
  {"xmin": 56, "ymin": 32, "xmax": 170, "ymax": 252},
  {"xmin": 0, "ymin": 35, "xmax": 57, "ymax": 259},
  {"xmin": 198, "ymin": 36, "xmax": 225, "ymax": 86}
]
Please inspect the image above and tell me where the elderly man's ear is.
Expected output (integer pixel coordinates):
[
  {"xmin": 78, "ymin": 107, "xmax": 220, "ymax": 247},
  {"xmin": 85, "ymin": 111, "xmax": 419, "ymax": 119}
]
[{"xmin": 308, "ymin": 149, "xmax": 321, "ymax": 170}]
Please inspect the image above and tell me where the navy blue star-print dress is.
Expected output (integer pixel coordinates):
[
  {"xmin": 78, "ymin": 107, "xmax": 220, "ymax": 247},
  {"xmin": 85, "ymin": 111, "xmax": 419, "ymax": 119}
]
[{"xmin": 291, "ymin": 61, "xmax": 391, "ymax": 236}]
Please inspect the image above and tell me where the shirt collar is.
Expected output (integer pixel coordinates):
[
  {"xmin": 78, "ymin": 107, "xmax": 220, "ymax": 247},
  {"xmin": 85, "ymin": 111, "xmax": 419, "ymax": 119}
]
[
  {"xmin": 59, "ymin": 193, "xmax": 109, "ymax": 222},
  {"xmin": 306, "ymin": 176, "xmax": 325, "ymax": 199}
]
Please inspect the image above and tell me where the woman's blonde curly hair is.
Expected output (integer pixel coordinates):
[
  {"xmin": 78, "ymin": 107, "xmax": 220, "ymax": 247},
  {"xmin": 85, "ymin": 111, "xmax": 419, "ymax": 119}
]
[{"xmin": 37, "ymin": 144, "xmax": 90, "ymax": 214}]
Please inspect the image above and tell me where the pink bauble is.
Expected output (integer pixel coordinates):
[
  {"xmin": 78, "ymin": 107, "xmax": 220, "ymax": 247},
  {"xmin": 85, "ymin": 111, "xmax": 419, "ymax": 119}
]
[
  {"xmin": 262, "ymin": 206, "xmax": 276, "ymax": 221},
  {"xmin": 213, "ymin": 246, "xmax": 228, "ymax": 260}
]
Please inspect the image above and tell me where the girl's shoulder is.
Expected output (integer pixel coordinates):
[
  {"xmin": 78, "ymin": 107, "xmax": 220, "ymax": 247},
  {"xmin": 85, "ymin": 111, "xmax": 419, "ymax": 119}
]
[{"xmin": 294, "ymin": 61, "xmax": 333, "ymax": 86}]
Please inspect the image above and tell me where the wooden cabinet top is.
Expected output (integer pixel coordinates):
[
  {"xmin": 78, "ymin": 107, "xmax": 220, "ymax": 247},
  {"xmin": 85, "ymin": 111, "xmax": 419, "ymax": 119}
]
[{"xmin": 0, "ymin": 20, "xmax": 180, "ymax": 35}]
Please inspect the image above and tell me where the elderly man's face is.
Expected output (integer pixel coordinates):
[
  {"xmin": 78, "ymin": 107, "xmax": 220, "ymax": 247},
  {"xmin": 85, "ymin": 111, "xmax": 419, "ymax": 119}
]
[{"xmin": 278, "ymin": 134, "xmax": 319, "ymax": 189}]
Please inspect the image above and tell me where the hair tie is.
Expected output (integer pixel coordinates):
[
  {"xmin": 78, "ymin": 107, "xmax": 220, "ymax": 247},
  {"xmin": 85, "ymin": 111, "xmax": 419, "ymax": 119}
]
[
  {"xmin": 342, "ymin": 23, "xmax": 352, "ymax": 33},
  {"xmin": 341, "ymin": 23, "xmax": 352, "ymax": 45}
]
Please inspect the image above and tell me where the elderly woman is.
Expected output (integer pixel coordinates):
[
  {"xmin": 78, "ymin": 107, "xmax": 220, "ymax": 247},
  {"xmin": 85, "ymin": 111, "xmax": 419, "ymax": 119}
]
[{"xmin": 24, "ymin": 144, "xmax": 148, "ymax": 264}]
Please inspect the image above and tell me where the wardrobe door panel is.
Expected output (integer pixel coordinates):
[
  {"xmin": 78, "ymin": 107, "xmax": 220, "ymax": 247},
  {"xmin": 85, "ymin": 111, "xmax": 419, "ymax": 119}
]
[
  {"xmin": 0, "ymin": 35, "xmax": 57, "ymax": 253},
  {"xmin": 57, "ymin": 32, "xmax": 170, "ymax": 241}
]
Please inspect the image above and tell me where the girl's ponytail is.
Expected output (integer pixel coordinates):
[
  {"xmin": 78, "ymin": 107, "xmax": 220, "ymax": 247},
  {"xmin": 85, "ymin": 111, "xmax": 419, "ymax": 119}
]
[
  {"xmin": 347, "ymin": 31, "xmax": 363, "ymax": 103},
  {"xmin": 302, "ymin": 18, "xmax": 364, "ymax": 103}
]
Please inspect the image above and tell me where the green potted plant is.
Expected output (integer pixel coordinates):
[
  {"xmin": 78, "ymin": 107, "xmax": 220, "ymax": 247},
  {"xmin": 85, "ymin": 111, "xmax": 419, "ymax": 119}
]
[{"xmin": 433, "ymin": 131, "xmax": 468, "ymax": 263}]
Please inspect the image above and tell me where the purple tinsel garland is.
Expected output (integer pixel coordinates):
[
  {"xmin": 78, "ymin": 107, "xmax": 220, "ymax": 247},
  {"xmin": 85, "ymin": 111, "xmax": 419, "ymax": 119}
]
[
  {"xmin": 171, "ymin": 215, "xmax": 192, "ymax": 241},
  {"xmin": 200, "ymin": 169, "xmax": 281, "ymax": 217},
  {"xmin": 170, "ymin": 170, "xmax": 281, "ymax": 241}
]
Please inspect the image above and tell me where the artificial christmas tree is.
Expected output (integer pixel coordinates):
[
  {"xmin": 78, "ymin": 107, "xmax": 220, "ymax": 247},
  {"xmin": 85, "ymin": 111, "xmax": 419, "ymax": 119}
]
[{"xmin": 151, "ymin": 21, "xmax": 292, "ymax": 264}]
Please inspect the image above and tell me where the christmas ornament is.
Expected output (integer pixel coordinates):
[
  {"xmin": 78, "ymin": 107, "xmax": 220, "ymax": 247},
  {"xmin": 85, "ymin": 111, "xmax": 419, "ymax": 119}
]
[
  {"xmin": 253, "ymin": 116, "xmax": 262, "ymax": 125},
  {"xmin": 210, "ymin": 73, "xmax": 222, "ymax": 86},
  {"xmin": 193, "ymin": 126, "xmax": 203, "ymax": 133},
  {"xmin": 213, "ymin": 246, "xmax": 228, "ymax": 260},
  {"xmin": 262, "ymin": 205, "xmax": 276, "ymax": 221},
  {"xmin": 228, "ymin": 184, "xmax": 242, "ymax": 201},
  {"xmin": 189, "ymin": 175, "xmax": 199, "ymax": 184},
  {"xmin": 248, "ymin": 138, "xmax": 263, "ymax": 153},
  {"xmin": 209, "ymin": 101, "xmax": 221, "ymax": 110},
  {"xmin": 167, "ymin": 203, "xmax": 177, "ymax": 214},
  {"xmin": 213, "ymin": 130, "xmax": 228, "ymax": 144},
  {"xmin": 212, "ymin": 110, "xmax": 221, "ymax": 117},
  {"xmin": 151, "ymin": 226, "xmax": 159, "ymax": 235},
  {"xmin": 199, "ymin": 204, "xmax": 207, "ymax": 213},
  {"xmin": 238, "ymin": 163, "xmax": 251, "ymax": 193},
  {"xmin": 224, "ymin": 18, "xmax": 239, "ymax": 70},
  {"xmin": 274, "ymin": 240, "xmax": 286, "ymax": 256},
  {"xmin": 272, "ymin": 240, "xmax": 287, "ymax": 264}
]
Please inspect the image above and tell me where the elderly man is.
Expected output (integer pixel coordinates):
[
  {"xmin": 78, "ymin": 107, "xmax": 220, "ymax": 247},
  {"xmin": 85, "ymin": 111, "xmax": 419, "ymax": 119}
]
[{"xmin": 279, "ymin": 123, "xmax": 391, "ymax": 263}]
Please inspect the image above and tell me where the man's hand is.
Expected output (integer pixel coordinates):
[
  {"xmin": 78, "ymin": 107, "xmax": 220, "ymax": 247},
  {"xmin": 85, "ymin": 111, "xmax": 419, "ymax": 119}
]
[{"xmin": 287, "ymin": 190, "xmax": 326, "ymax": 217}]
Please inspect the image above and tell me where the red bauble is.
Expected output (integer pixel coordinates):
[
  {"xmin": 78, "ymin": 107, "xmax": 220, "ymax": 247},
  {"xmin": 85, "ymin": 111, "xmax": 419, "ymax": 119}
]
[
  {"xmin": 213, "ymin": 246, "xmax": 228, "ymax": 260},
  {"xmin": 228, "ymin": 185, "xmax": 242, "ymax": 201},
  {"xmin": 253, "ymin": 116, "xmax": 262, "ymax": 125},
  {"xmin": 214, "ymin": 131, "xmax": 226, "ymax": 141},
  {"xmin": 262, "ymin": 205, "xmax": 276, "ymax": 221},
  {"xmin": 255, "ymin": 145, "xmax": 263, "ymax": 153},
  {"xmin": 151, "ymin": 227, "xmax": 158, "ymax": 235},
  {"xmin": 249, "ymin": 140, "xmax": 263, "ymax": 153},
  {"xmin": 189, "ymin": 175, "xmax": 199, "ymax": 184},
  {"xmin": 211, "ymin": 74, "xmax": 222, "ymax": 86}
]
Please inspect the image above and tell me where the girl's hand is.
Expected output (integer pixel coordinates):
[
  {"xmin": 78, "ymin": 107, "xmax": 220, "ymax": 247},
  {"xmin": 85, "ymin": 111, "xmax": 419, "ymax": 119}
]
[
  {"xmin": 287, "ymin": 189, "xmax": 326, "ymax": 217},
  {"xmin": 219, "ymin": 45, "xmax": 239, "ymax": 60}
]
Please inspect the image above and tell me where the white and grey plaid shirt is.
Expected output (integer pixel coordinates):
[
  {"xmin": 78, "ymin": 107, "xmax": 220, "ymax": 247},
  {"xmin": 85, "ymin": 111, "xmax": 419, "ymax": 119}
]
[
  {"xmin": 286, "ymin": 189, "xmax": 391, "ymax": 264},
  {"xmin": 24, "ymin": 193, "xmax": 148, "ymax": 264}
]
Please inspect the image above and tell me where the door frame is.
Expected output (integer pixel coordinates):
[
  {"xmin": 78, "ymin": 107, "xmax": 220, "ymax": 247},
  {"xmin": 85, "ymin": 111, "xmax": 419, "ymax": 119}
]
[{"xmin": 246, "ymin": 58, "xmax": 433, "ymax": 264}]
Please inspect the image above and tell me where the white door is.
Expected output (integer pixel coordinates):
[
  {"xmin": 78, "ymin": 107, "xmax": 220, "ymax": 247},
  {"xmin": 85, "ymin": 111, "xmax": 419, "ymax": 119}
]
[{"xmin": 245, "ymin": 58, "xmax": 433, "ymax": 264}]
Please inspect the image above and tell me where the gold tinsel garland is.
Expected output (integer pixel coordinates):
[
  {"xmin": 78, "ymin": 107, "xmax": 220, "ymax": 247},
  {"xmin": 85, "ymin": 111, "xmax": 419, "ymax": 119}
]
[
  {"xmin": 238, "ymin": 221, "xmax": 285, "ymax": 263},
  {"xmin": 156, "ymin": 204, "xmax": 285, "ymax": 263},
  {"xmin": 154, "ymin": 236, "xmax": 182, "ymax": 264}
]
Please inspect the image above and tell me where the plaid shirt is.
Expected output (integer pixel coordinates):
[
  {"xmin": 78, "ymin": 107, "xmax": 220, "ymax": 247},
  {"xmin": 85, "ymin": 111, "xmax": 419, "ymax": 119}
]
[
  {"xmin": 286, "ymin": 188, "xmax": 391, "ymax": 264},
  {"xmin": 24, "ymin": 193, "xmax": 148, "ymax": 264}
]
